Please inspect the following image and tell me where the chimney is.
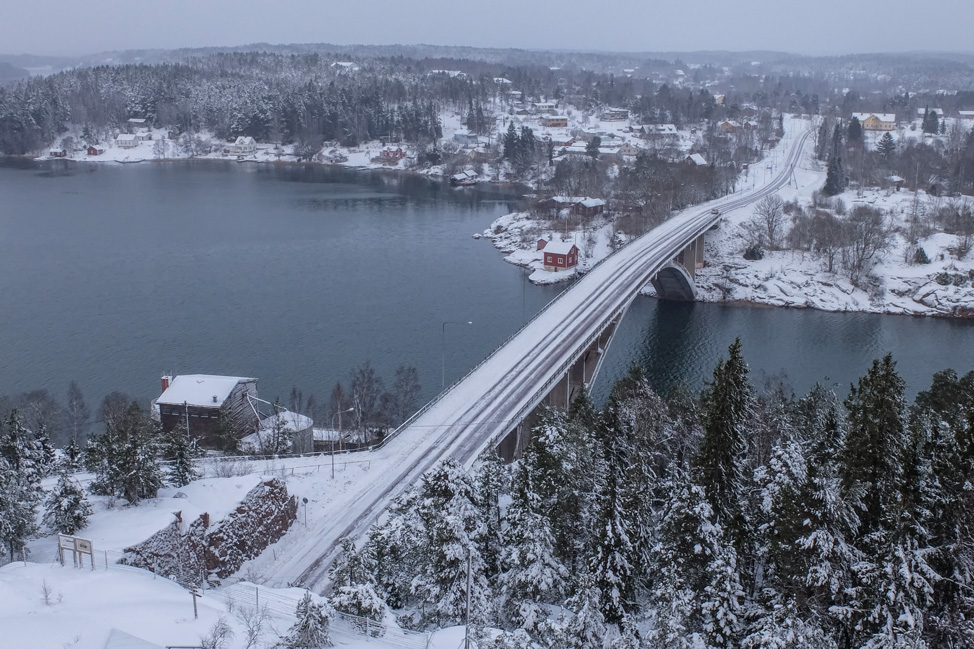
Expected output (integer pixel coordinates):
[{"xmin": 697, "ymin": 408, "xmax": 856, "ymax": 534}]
[
  {"xmin": 212, "ymin": 395, "xmax": 218, "ymax": 404},
  {"xmin": 161, "ymin": 375, "xmax": 172, "ymax": 393}
]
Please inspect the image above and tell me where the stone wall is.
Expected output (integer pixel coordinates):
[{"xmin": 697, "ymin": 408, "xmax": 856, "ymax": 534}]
[{"xmin": 120, "ymin": 478, "xmax": 297, "ymax": 585}]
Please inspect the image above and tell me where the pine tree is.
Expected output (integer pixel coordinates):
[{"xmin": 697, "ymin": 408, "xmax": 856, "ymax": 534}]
[
  {"xmin": 877, "ymin": 132, "xmax": 896, "ymax": 160},
  {"xmin": 215, "ymin": 409, "xmax": 240, "ymax": 455},
  {"xmin": 282, "ymin": 592, "xmax": 331, "ymax": 648},
  {"xmin": 540, "ymin": 582, "xmax": 607, "ymax": 649},
  {"xmin": 0, "ymin": 456, "xmax": 40, "ymax": 561},
  {"xmin": 848, "ymin": 116, "xmax": 863, "ymax": 142},
  {"xmin": 163, "ymin": 422, "xmax": 199, "ymax": 488},
  {"xmin": 840, "ymin": 354, "xmax": 907, "ymax": 537},
  {"xmin": 649, "ymin": 478, "xmax": 743, "ymax": 649},
  {"xmin": 503, "ymin": 122, "xmax": 518, "ymax": 160},
  {"xmin": 87, "ymin": 402, "xmax": 163, "ymax": 504},
  {"xmin": 366, "ymin": 485, "xmax": 425, "ymax": 609},
  {"xmin": 500, "ymin": 459, "xmax": 568, "ymax": 629},
  {"xmin": 0, "ymin": 409, "xmax": 47, "ymax": 486},
  {"xmin": 693, "ymin": 339, "xmax": 753, "ymax": 560},
  {"xmin": 823, "ymin": 155, "xmax": 845, "ymax": 196},
  {"xmin": 62, "ymin": 437, "xmax": 84, "ymax": 472},
  {"xmin": 409, "ymin": 458, "xmax": 492, "ymax": 629},
  {"xmin": 44, "ymin": 470, "xmax": 93, "ymax": 535},
  {"xmin": 328, "ymin": 538, "xmax": 385, "ymax": 625},
  {"xmin": 474, "ymin": 452, "xmax": 507, "ymax": 580}
]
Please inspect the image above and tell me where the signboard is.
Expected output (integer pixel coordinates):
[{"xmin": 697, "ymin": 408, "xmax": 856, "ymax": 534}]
[{"xmin": 57, "ymin": 534, "xmax": 95, "ymax": 570}]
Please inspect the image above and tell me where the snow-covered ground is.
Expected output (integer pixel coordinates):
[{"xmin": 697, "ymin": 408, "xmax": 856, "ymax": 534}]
[
  {"xmin": 482, "ymin": 114, "xmax": 974, "ymax": 318},
  {"xmin": 0, "ymin": 559, "xmax": 463, "ymax": 649},
  {"xmin": 688, "ymin": 132, "xmax": 974, "ymax": 317}
]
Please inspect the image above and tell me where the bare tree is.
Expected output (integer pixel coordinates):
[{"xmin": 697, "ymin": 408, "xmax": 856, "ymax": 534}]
[
  {"xmin": 752, "ymin": 194, "xmax": 786, "ymax": 250},
  {"xmin": 350, "ymin": 361, "xmax": 383, "ymax": 435},
  {"xmin": 842, "ymin": 205, "xmax": 893, "ymax": 286},
  {"xmin": 64, "ymin": 381, "xmax": 90, "ymax": 444},
  {"xmin": 810, "ymin": 209, "xmax": 843, "ymax": 274},
  {"xmin": 388, "ymin": 365, "xmax": 421, "ymax": 426}
]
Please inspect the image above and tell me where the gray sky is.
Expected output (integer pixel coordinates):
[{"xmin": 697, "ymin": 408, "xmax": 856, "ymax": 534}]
[{"xmin": 2, "ymin": 0, "xmax": 970, "ymax": 57}]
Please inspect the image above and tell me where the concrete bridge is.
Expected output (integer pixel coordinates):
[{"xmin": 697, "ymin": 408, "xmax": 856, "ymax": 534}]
[{"xmin": 279, "ymin": 126, "xmax": 813, "ymax": 590}]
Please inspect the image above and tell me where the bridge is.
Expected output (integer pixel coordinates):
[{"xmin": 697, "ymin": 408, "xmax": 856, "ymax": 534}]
[{"xmin": 276, "ymin": 125, "xmax": 813, "ymax": 591}]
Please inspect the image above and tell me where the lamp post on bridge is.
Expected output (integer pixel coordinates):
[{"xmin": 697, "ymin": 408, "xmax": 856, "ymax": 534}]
[
  {"xmin": 441, "ymin": 320, "xmax": 473, "ymax": 390},
  {"xmin": 331, "ymin": 407, "xmax": 354, "ymax": 479}
]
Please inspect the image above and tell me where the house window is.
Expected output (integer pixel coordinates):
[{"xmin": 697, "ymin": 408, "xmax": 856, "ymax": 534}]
[{"xmin": 558, "ymin": 257, "xmax": 564, "ymax": 264}]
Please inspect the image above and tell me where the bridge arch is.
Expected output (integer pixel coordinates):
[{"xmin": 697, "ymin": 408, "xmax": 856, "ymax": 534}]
[{"xmin": 651, "ymin": 261, "xmax": 698, "ymax": 301}]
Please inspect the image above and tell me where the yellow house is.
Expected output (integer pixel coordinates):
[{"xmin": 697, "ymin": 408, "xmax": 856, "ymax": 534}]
[{"xmin": 852, "ymin": 112, "xmax": 896, "ymax": 131}]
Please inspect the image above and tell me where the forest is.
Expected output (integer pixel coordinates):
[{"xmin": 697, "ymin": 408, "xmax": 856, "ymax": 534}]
[{"xmin": 318, "ymin": 344, "xmax": 974, "ymax": 649}]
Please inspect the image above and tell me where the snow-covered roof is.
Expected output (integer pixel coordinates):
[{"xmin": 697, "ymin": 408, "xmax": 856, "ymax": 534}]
[
  {"xmin": 543, "ymin": 241, "xmax": 577, "ymax": 255},
  {"xmin": 156, "ymin": 374, "xmax": 256, "ymax": 407},
  {"xmin": 888, "ymin": 175, "xmax": 905, "ymax": 183},
  {"xmin": 259, "ymin": 411, "xmax": 313, "ymax": 433},
  {"xmin": 917, "ymin": 108, "xmax": 944, "ymax": 116},
  {"xmin": 116, "ymin": 134, "xmax": 137, "ymax": 142},
  {"xmin": 852, "ymin": 112, "xmax": 896, "ymax": 123},
  {"xmin": 579, "ymin": 198, "xmax": 605, "ymax": 208},
  {"xmin": 234, "ymin": 136, "xmax": 255, "ymax": 145},
  {"xmin": 959, "ymin": 111, "xmax": 974, "ymax": 117},
  {"xmin": 127, "ymin": 118, "xmax": 147, "ymax": 124},
  {"xmin": 687, "ymin": 153, "xmax": 708, "ymax": 166},
  {"xmin": 493, "ymin": 77, "xmax": 512, "ymax": 84}
]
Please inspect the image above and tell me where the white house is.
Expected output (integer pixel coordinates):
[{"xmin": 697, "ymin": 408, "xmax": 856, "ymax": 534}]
[
  {"xmin": 116, "ymin": 133, "xmax": 139, "ymax": 148},
  {"xmin": 230, "ymin": 136, "xmax": 257, "ymax": 156}
]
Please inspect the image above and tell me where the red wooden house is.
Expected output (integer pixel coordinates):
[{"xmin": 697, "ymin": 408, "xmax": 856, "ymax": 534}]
[{"xmin": 540, "ymin": 241, "xmax": 579, "ymax": 271}]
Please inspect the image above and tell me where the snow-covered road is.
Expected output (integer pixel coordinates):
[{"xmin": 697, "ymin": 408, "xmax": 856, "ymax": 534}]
[{"xmin": 272, "ymin": 123, "xmax": 814, "ymax": 592}]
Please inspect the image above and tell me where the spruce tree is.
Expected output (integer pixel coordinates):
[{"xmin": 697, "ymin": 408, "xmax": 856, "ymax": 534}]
[
  {"xmin": 410, "ymin": 458, "xmax": 492, "ymax": 629},
  {"xmin": 87, "ymin": 402, "xmax": 163, "ymax": 504},
  {"xmin": 847, "ymin": 116, "xmax": 863, "ymax": 142},
  {"xmin": 0, "ymin": 455, "xmax": 40, "ymax": 560},
  {"xmin": 163, "ymin": 422, "xmax": 199, "ymax": 488},
  {"xmin": 840, "ymin": 354, "xmax": 907, "ymax": 537},
  {"xmin": 44, "ymin": 470, "xmax": 93, "ymax": 535},
  {"xmin": 823, "ymin": 155, "xmax": 845, "ymax": 196},
  {"xmin": 500, "ymin": 459, "xmax": 568, "ymax": 629},
  {"xmin": 693, "ymin": 339, "xmax": 753, "ymax": 559},
  {"xmin": 282, "ymin": 592, "xmax": 332, "ymax": 649},
  {"xmin": 877, "ymin": 132, "xmax": 896, "ymax": 159}
]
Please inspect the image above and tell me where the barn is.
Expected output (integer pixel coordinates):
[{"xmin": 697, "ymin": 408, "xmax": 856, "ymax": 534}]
[{"xmin": 542, "ymin": 241, "xmax": 579, "ymax": 271}]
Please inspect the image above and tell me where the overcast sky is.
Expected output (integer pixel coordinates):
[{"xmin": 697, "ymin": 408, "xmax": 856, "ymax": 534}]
[{"xmin": 3, "ymin": 0, "xmax": 970, "ymax": 58}]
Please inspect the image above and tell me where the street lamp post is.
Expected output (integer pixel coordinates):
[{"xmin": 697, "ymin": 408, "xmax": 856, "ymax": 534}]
[
  {"xmin": 441, "ymin": 320, "xmax": 473, "ymax": 390},
  {"xmin": 331, "ymin": 407, "xmax": 354, "ymax": 479}
]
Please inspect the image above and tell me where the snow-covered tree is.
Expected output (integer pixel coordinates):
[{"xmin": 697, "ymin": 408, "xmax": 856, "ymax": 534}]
[
  {"xmin": 366, "ymin": 486, "xmax": 425, "ymax": 609},
  {"xmin": 694, "ymin": 339, "xmax": 754, "ymax": 563},
  {"xmin": 540, "ymin": 582, "xmax": 607, "ymax": 649},
  {"xmin": 409, "ymin": 458, "xmax": 492, "ymax": 629},
  {"xmin": 44, "ymin": 470, "xmax": 93, "ymax": 535},
  {"xmin": 649, "ymin": 478, "xmax": 744, "ymax": 649},
  {"xmin": 281, "ymin": 592, "xmax": 331, "ymax": 648},
  {"xmin": 86, "ymin": 401, "xmax": 163, "ymax": 504},
  {"xmin": 0, "ymin": 456, "xmax": 40, "ymax": 561},
  {"xmin": 163, "ymin": 421, "xmax": 199, "ymax": 488},
  {"xmin": 500, "ymin": 456, "xmax": 568, "ymax": 629}
]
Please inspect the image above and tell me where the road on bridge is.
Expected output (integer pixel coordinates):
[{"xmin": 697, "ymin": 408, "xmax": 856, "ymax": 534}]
[{"xmin": 276, "ymin": 122, "xmax": 815, "ymax": 591}]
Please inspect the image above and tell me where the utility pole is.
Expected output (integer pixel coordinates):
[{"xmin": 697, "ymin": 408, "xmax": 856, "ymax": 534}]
[{"xmin": 184, "ymin": 401, "xmax": 190, "ymax": 438}]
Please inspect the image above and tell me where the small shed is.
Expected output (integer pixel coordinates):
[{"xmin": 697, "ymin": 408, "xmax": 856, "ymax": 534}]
[
  {"xmin": 573, "ymin": 198, "xmax": 606, "ymax": 217},
  {"xmin": 49, "ymin": 148, "xmax": 66, "ymax": 158},
  {"xmin": 686, "ymin": 153, "xmax": 708, "ymax": 166},
  {"xmin": 87, "ymin": 145, "xmax": 105, "ymax": 156},
  {"xmin": 542, "ymin": 241, "xmax": 579, "ymax": 271}
]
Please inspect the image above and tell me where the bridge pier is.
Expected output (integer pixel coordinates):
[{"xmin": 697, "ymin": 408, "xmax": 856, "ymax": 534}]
[
  {"xmin": 651, "ymin": 232, "xmax": 705, "ymax": 301},
  {"xmin": 496, "ymin": 315, "xmax": 621, "ymax": 462}
]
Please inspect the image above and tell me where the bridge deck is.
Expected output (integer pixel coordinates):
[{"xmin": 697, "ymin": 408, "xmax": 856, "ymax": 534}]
[{"xmin": 278, "ymin": 124, "xmax": 813, "ymax": 590}]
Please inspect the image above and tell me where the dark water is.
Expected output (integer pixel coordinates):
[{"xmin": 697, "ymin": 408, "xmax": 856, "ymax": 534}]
[{"xmin": 1, "ymin": 159, "xmax": 972, "ymax": 423}]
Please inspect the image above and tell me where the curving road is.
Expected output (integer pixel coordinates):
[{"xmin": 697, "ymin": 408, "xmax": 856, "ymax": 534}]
[{"xmin": 280, "ymin": 123, "xmax": 814, "ymax": 591}]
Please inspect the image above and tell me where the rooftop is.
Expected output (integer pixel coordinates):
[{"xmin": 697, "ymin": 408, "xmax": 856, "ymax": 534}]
[{"xmin": 156, "ymin": 374, "xmax": 256, "ymax": 407}]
